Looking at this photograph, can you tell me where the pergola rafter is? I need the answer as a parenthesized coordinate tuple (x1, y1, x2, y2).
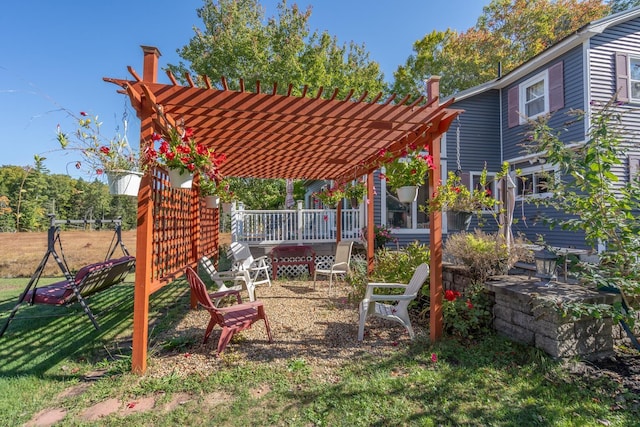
(104, 46, 459, 373)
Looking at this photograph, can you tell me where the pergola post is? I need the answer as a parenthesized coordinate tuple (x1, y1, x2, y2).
(366, 171, 375, 274)
(131, 45, 161, 374)
(427, 77, 444, 342)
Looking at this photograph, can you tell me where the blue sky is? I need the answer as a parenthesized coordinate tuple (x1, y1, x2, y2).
(0, 0, 486, 178)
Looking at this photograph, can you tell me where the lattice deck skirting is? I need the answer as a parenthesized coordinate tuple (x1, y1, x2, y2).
(265, 254, 365, 279)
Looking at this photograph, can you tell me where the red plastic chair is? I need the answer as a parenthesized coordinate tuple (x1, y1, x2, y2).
(185, 267, 273, 355)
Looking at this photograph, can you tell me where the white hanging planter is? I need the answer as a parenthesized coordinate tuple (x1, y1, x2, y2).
(396, 185, 418, 203)
(205, 195, 220, 209)
(106, 170, 142, 197)
(167, 169, 193, 189)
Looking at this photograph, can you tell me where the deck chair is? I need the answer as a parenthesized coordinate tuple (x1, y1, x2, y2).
(230, 242, 272, 287)
(185, 267, 273, 355)
(198, 255, 255, 303)
(357, 263, 429, 341)
(313, 241, 353, 293)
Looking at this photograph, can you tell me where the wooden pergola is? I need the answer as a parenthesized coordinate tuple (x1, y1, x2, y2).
(105, 46, 461, 373)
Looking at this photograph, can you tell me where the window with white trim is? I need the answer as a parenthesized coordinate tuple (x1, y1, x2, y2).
(383, 169, 430, 230)
(631, 56, 640, 102)
(470, 171, 498, 211)
(519, 71, 549, 124)
(514, 165, 555, 200)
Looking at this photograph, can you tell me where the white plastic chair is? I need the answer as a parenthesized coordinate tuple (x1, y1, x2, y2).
(230, 242, 272, 288)
(198, 256, 255, 303)
(313, 241, 353, 293)
(357, 263, 429, 341)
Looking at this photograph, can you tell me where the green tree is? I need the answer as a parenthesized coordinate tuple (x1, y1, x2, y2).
(169, 0, 387, 199)
(608, 0, 640, 13)
(525, 98, 640, 323)
(392, 0, 609, 98)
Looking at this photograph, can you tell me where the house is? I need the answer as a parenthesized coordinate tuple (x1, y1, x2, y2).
(369, 6, 640, 251)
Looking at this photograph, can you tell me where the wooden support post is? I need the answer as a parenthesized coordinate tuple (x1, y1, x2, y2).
(131, 45, 161, 374)
(366, 172, 375, 274)
(336, 202, 342, 243)
(427, 77, 444, 342)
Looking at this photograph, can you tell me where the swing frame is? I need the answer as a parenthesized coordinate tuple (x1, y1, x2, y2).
(0, 215, 134, 337)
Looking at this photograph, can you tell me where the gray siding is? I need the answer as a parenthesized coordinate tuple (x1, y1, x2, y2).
(589, 16, 640, 187)
(502, 46, 586, 161)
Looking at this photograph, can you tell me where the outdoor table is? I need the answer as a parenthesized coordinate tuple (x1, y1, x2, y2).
(269, 245, 316, 279)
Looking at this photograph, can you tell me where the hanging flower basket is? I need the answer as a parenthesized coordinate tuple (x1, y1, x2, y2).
(447, 211, 473, 231)
(106, 170, 142, 197)
(167, 169, 193, 189)
(205, 195, 220, 209)
(221, 202, 233, 214)
(397, 185, 418, 203)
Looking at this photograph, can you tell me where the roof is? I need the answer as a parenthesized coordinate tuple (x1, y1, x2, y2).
(105, 48, 461, 182)
(448, 6, 640, 103)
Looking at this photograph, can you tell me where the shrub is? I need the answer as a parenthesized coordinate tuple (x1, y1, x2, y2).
(444, 230, 531, 282)
(371, 241, 430, 283)
(345, 258, 368, 302)
(442, 283, 493, 339)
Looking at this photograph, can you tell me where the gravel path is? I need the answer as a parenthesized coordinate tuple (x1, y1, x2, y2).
(147, 279, 424, 379)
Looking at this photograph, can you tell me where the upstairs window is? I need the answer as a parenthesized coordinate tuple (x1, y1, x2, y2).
(508, 61, 563, 128)
(631, 56, 640, 102)
(514, 166, 555, 200)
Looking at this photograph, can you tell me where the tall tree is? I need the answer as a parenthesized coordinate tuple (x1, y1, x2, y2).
(608, 0, 640, 12)
(169, 0, 386, 99)
(168, 0, 387, 208)
(392, 0, 610, 98)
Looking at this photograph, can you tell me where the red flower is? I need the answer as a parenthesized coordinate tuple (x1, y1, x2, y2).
(80, 111, 87, 116)
(182, 127, 195, 142)
(431, 353, 438, 363)
(466, 299, 473, 309)
(99, 146, 110, 155)
(151, 133, 162, 141)
(379, 173, 387, 181)
(196, 143, 208, 155)
(165, 151, 176, 161)
(187, 163, 196, 171)
(444, 289, 460, 302)
(96, 169, 103, 175)
(485, 188, 492, 196)
(159, 140, 170, 154)
(410, 169, 417, 175)
(454, 187, 461, 193)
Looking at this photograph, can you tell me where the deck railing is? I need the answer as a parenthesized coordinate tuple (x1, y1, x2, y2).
(230, 201, 363, 245)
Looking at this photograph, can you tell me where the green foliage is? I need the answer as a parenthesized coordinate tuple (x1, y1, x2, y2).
(443, 284, 493, 338)
(444, 230, 532, 282)
(391, 0, 608, 98)
(227, 177, 286, 209)
(379, 149, 434, 190)
(345, 258, 368, 302)
(524, 96, 640, 323)
(169, 0, 386, 100)
(371, 241, 430, 283)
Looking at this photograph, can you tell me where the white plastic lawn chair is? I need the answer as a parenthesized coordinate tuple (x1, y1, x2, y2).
(198, 256, 255, 303)
(313, 241, 353, 293)
(357, 263, 429, 341)
(230, 242, 272, 288)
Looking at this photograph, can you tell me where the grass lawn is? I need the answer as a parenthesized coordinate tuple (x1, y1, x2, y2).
(0, 276, 637, 426)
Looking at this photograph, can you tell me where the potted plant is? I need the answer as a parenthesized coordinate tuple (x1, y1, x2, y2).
(214, 177, 237, 213)
(426, 168, 499, 230)
(146, 125, 226, 189)
(56, 111, 143, 196)
(344, 180, 366, 208)
(313, 184, 345, 208)
(360, 224, 397, 250)
(379, 147, 434, 203)
(199, 176, 220, 208)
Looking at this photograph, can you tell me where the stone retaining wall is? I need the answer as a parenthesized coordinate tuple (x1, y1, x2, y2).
(443, 264, 638, 360)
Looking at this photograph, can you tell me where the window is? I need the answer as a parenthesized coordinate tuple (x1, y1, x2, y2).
(514, 166, 554, 200)
(519, 71, 549, 123)
(631, 56, 640, 102)
(382, 169, 430, 231)
(471, 171, 498, 211)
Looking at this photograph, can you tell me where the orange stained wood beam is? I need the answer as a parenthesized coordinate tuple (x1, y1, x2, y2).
(427, 77, 444, 342)
(366, 172, 375, 274)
